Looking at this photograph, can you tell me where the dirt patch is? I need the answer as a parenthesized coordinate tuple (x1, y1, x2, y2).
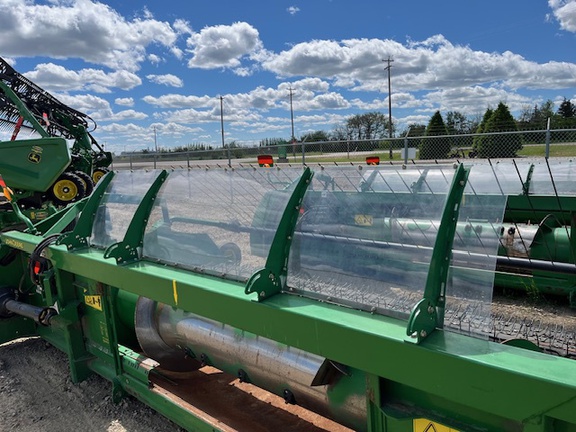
(0, 337, 184, 432)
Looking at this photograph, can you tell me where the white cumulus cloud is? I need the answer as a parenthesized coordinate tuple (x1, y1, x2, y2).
(186, 22, 263, 70)
(287, 6, 300, 15)
(24, 63, 141, 93)
(0, 0, 181, 71)
(146, 74, 184, 87)
(549, 0, 576, 32)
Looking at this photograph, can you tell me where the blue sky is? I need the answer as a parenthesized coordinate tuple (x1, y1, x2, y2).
(1, 0, 575, 154)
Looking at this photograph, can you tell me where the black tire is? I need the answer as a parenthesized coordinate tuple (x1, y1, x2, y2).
(92, 168, 109, 184)
(220, 242, 242, 264)
(48, 172, 86, 207)
(74, 171, 94, 197)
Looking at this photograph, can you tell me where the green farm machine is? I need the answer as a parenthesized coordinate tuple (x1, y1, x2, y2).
(0, 56, 112, 231)
(1, 158, 576, 431)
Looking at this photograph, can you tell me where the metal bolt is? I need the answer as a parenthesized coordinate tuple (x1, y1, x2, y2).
(259, 291, 266, 298)
(427, 306, 434, 314)
(420, 330, 427, 338)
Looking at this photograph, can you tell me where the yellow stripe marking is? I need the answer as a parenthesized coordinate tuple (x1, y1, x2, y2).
(173, 279, 178, 305)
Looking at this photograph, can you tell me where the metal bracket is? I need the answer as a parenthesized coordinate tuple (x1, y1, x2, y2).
(245, 167, 313, 300)
(56, 171, 115, 250)
(104, 170, 168, 265)
(406, 164, 469, 343)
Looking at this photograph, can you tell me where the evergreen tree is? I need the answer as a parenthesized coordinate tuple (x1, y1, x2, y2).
(419, 111, 451, 160)
(558, 98, 576, 118)
(475, 102, 522, 158)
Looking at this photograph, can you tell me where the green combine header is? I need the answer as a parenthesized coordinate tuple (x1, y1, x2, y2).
(0, 158, 576, 431)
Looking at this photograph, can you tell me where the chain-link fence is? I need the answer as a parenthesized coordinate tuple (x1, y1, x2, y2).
(113, 127, 576, 169)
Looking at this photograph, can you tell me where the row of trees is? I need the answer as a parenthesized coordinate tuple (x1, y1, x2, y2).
(420, 102, 522, 159)
(257, 97, 575, 160)
(131, 98, 576, 159)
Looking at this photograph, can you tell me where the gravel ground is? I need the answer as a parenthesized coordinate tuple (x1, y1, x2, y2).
(0, 337, 184, 432)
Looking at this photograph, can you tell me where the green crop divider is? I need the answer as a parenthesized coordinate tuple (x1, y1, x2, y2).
(245, 167, 313, 301)
(406, 164, 469, 343)
(56, 171, 115, 250)
(522, 163, 535, 195)
(104, 170, 168, 265)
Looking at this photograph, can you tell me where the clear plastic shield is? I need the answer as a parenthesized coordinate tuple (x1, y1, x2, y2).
(286, 165, 456, 320)
(91, 170, 162, 248)
(142, 167, 305, 281)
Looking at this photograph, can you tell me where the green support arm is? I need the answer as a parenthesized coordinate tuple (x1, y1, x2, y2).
(56, 171, 115, 250)
(245, 167, 313, 300)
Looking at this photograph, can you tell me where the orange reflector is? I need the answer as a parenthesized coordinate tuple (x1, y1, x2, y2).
(0, 175, 13, 201)
(33, 261, 42, 275)
(258, 155, 274, 167)
(366, 156, 380, 165)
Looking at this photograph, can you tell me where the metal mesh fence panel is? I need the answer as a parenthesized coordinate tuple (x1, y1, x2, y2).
(112, 127, 576, 169)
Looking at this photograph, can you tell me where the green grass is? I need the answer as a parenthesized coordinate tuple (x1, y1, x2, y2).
(518, 144, 576, 158)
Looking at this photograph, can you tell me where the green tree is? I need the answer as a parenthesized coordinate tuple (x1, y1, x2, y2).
(300, 130, 330, 142)
(400, 124, 426, 137)
(471, 108, 494, 156)
(345, 112, 390, 140)
(419, 111, 451, 160)
(259, 137, 289, 147)
(474, 102, 522, 158)
(445, 111, 468, 134)
(558, 98, 576, 118)
(445, 111, 476, 153)
(517, 100, 555, 130)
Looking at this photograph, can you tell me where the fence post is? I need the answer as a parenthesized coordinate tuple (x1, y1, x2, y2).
(545, 117, 551, 159)
(302, 141, 306, 165)
(154, 153, 157, 169)
(404, 136, 409, 165)
(129, 153, 133, 170)
(187, 151, 190, 169)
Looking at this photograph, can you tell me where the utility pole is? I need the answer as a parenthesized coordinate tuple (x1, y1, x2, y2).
(153, 126, 158, 152)
(289, 86, 296, 157)
(383, 57, 394, 158)
(220, 96, 230, 166)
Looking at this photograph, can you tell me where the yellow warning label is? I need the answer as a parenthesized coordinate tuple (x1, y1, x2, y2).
(354, 214, 373, 226)
(85, 295, 103, 311)
(413, 419, 459, 432)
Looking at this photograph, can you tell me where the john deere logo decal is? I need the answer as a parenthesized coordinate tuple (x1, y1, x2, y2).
(28, 145, 43, 164)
